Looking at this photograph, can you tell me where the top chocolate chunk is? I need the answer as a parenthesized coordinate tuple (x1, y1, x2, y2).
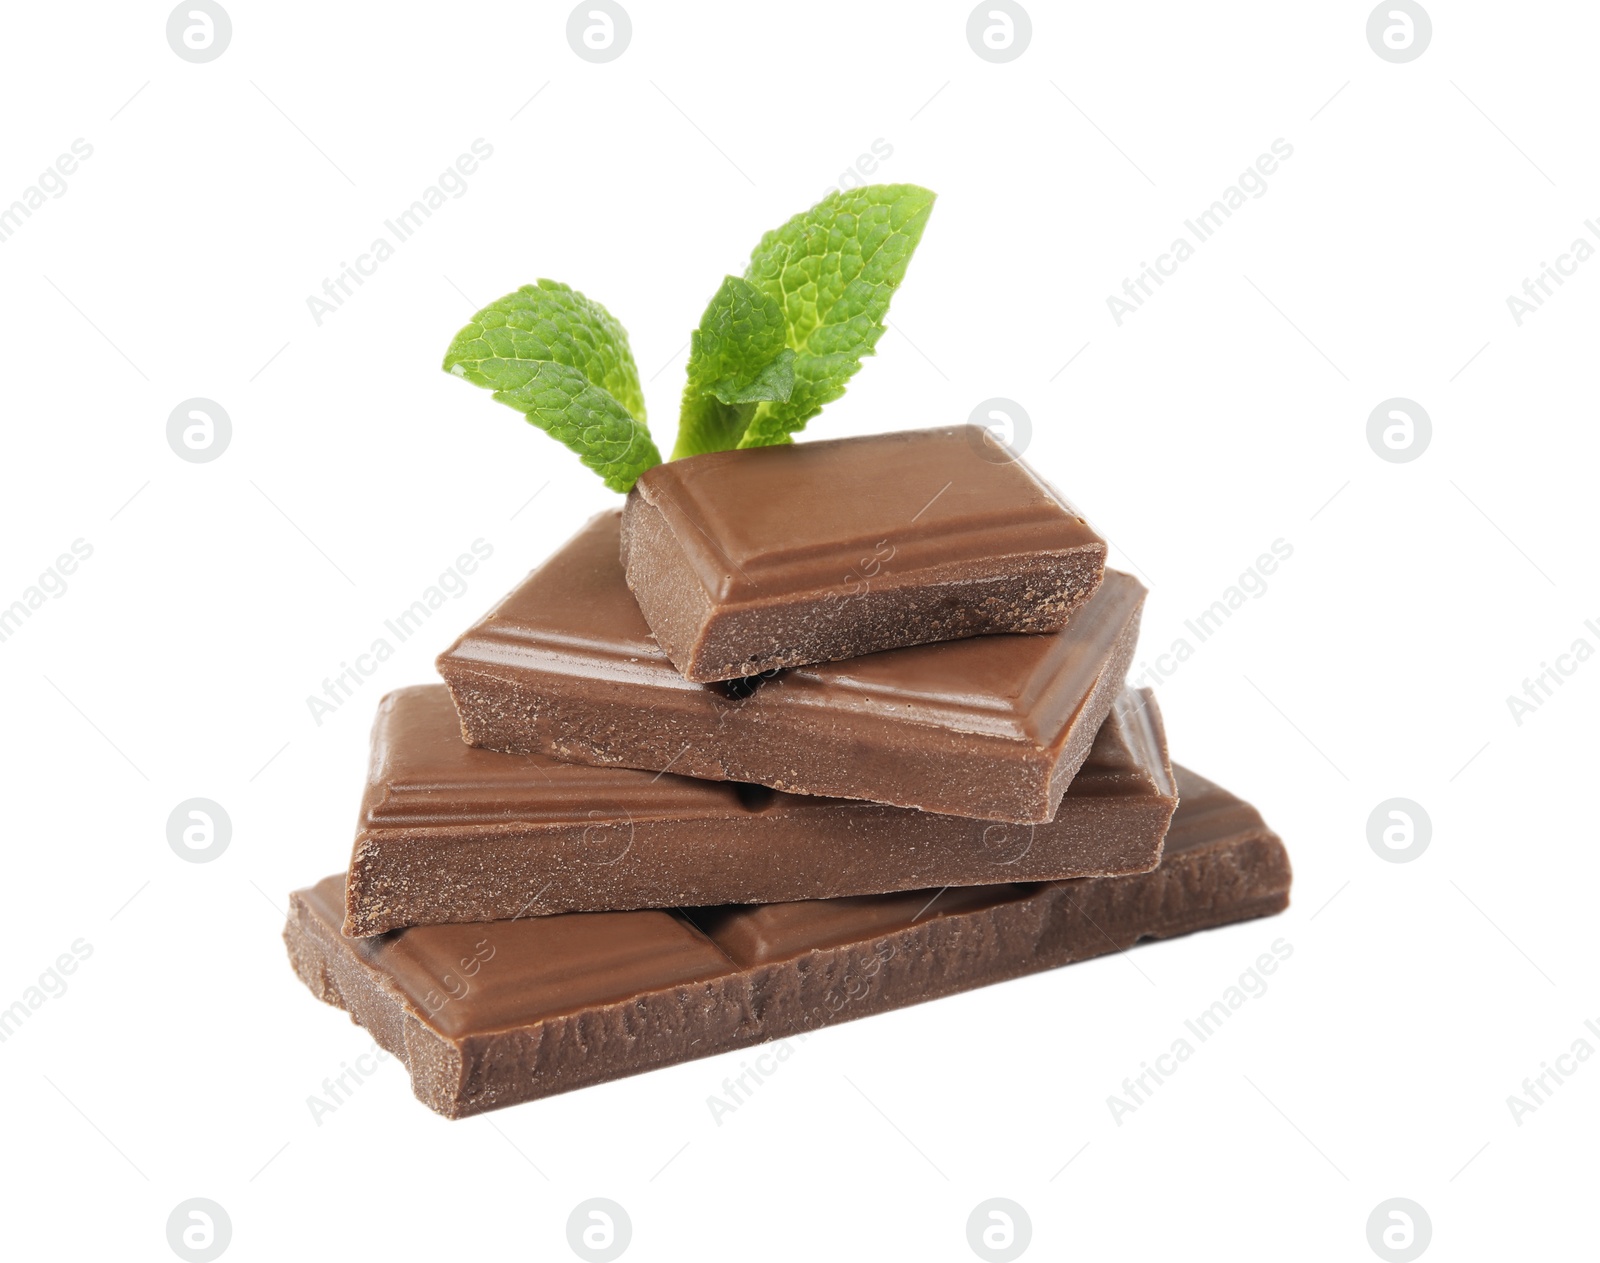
(621, 425, 1107, 681)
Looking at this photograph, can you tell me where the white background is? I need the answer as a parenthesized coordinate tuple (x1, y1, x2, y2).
(1, 2, 1594, 1259)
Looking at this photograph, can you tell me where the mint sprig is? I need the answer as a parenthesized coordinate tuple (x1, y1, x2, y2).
(443, 280, 661, 492)
(441, 185, 934, 490)
(672, 275, 796, 458)
(733, 184, 935, 448)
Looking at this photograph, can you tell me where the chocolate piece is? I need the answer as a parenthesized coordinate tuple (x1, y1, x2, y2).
(620, 426, 1107, 681)
(343, 684, 1177, 935)
(437, 512, 1145, 822)
(286, 766, 1290, 1117)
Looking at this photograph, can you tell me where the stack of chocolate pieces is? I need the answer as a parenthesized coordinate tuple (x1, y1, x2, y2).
(284, 426, 1292, 1118)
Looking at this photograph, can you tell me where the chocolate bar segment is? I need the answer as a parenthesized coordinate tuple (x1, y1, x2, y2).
(285, 766, 1291, 1117)
(437, 511, 1145, 823)
(343, 684, 1177, 935)
(621, 427, 1107, 681)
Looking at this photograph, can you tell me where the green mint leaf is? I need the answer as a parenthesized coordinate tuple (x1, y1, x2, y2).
(671, 276, 796, 458)
(672, 389, 754, 460)
(443, 280, 660, 492)
(737, 183, 935, 449)
(711, 350, 795, 405)
(489, 361, 660, 493)
(689, 276, 794, 403)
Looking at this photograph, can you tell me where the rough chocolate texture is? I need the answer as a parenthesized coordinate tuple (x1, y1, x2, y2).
(343, 684, 1177, 935)
(437, 511, 1145, 823)
(285, 766, 1291, 1118)
(621, 426, 1108, 681)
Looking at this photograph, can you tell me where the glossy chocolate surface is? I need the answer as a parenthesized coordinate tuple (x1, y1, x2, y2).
(343, 684, 1177, 934)
(632, 427, 1100, 601)
(438, 512, 1145, 822)
(622, 427, 1107, 680)
(285, 766, 1292, 1116)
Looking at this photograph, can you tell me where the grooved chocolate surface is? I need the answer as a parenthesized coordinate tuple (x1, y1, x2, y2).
(621, 426, 1107, 680)
(343, 684, 1177, 935)
(437, 511, 1145, 822)
(285, 766, 1291, 1118)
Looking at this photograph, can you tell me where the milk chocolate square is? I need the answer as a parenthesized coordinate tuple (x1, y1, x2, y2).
(621, 426, 1107, 681)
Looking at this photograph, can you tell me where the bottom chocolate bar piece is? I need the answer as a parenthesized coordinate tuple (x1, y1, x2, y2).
(284, 767, 1290, 1118)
